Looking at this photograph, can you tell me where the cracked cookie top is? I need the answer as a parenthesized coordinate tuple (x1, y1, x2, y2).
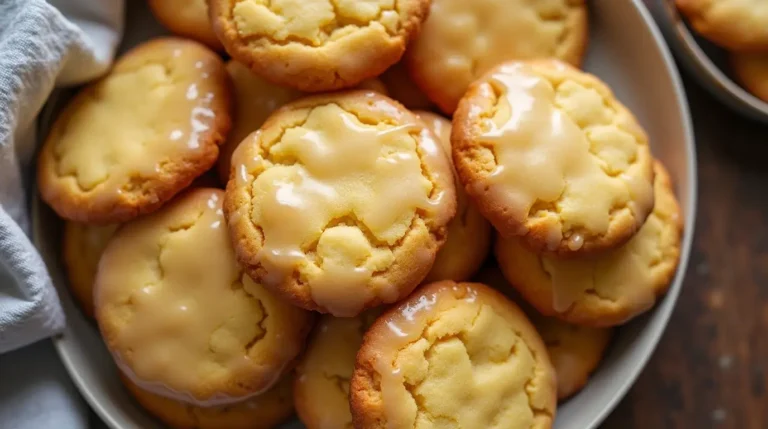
(294, 311, 381, 429)
(122, 373, 294, 429)
(453, 60, 655, 256)
(416, 111, 491, 283)
(676, 0, 768, 51)
(494, 161, 683, 327)
(209, 0, 431, 91)
(37, 38, 232, 224)
(95, 188, 313, 406)
(350, 281, 557, 429)
(224, 91, 456, 317)
(406, 0, 588, 114)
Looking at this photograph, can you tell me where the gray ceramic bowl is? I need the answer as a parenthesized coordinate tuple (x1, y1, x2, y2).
(646, 0, 768, 123)
(33, 0, 697, 428)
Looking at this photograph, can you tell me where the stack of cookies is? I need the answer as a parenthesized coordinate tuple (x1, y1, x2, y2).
(38, 1, 683, 428)
(676, 0, 768, 103)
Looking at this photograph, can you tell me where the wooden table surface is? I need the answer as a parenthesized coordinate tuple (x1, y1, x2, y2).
(602, 78, 768, 428)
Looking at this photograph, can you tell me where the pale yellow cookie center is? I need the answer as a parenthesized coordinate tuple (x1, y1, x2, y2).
(238, 102, 437, 316)
(53, 51, 221, 192)
(232, 0, 400, 46)
(372, 286, 551, 429)
(99, 192, 271, 404)
(477, 61, 652, 250)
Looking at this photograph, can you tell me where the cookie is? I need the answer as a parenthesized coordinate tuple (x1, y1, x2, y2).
(731, 52, 768, 102)
(62, 222, 119, 318)
(416, 111, 491, 283)
(148, 0, 223, 50)
(122, 374, 294, 429)
(406, 0, 588, 114)
(452, 59, 655, 256)
(294, 311, 380, 429)
(37, 38, 232, 224)
(380, 61, 433, 110)
(676, 0, 768, 51)
(209, 0, 431, 92)
(350, 281, 557, 429)
(95, 188, 313, 405)
(224, 91, 456, 317)
(217, 61, 304, 183)
(495, 161, 683, 327)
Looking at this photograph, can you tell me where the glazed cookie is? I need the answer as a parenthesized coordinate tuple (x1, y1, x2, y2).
(351, 281, 557, 429)
(452, 60, 655, 256)
(676, 0, 768, 51)
(62, 222, 119, 318)
(381, 61, 433, 110)
(96, 188, 313, 405)
(38, 38, 232, 224)
(294, 311, 380, 429)
(209, 0, 431, 92)
(416, 111, 491, 283)
(148, 0, 223, 50)
(495, 161, 683, 327)
(406, 0, 588, 114)
(224, 91, 456, 317)
(731, 52, 768, 102)
(475, 266, 612, 401)
(122, 374, 294, 429)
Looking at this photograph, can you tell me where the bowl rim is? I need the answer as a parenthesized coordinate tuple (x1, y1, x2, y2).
(32, 0, 698, 427)
(654, 0, 768, 123)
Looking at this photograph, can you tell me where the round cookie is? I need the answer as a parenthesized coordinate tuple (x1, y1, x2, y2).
(294, 311, 380, 429)
(416, 111, 491, 283)
(148, 0, 223, 50)
(406, 0, 588, 114)
(731, 52, 768, 102)
(209, 0, 431, 92)
(62, 222, 119, 318)
(381, 61, 433, 110)
(676, 0, 768, 51)
(224, 91, 456, 317)
(452, 59, 655, 256)
(95, 188, 313, 405)
(350, 281, 557, 429)
(38, 38, 232, 224)
(122, 374, 294, 429)
(495, 161, 683, 327)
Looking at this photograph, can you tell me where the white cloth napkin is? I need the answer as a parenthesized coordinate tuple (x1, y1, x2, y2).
(0, 0, 123, 427)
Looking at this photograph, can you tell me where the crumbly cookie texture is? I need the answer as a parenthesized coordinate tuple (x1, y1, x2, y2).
(96, 188, 313, 406)
(148, 0, 223, 50)
(37, 38, 232, 224)
(416, 111, 491, 283)
(453, 59, 655, 256)
(351, 281, 557, 429)
(406, 0, 588, 114)
(62, 222, 119, 318)
(209, 0, 431, 92)
(122, 374, 294, 429)
(676, 0, 768, 51)
(294, 311, 380, 429)
(731, 52, 768, 102)
(495, 161, 683, 327)
(224, 91, 456, 317)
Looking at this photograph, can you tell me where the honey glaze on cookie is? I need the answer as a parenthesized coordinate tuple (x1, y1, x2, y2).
(228, 92, 454, 316)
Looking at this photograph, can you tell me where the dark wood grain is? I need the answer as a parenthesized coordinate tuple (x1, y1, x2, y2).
(603, 77, 768, 429)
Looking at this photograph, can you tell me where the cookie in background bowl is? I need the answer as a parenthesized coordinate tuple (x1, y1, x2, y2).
(495, 161, 683, 327)
(452, 59, 655, 256)
(731, 51, 768, 103)
(406, 0, 588, 114)
(224, 91, 456, 317)
(675, 0, 768, 52)
(350, 281, 557, 429)
(148, 0, 223, 50)
(95, 188, 313, 406)
(209, 0, 431, 92)
(37, 38, 232, 224)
